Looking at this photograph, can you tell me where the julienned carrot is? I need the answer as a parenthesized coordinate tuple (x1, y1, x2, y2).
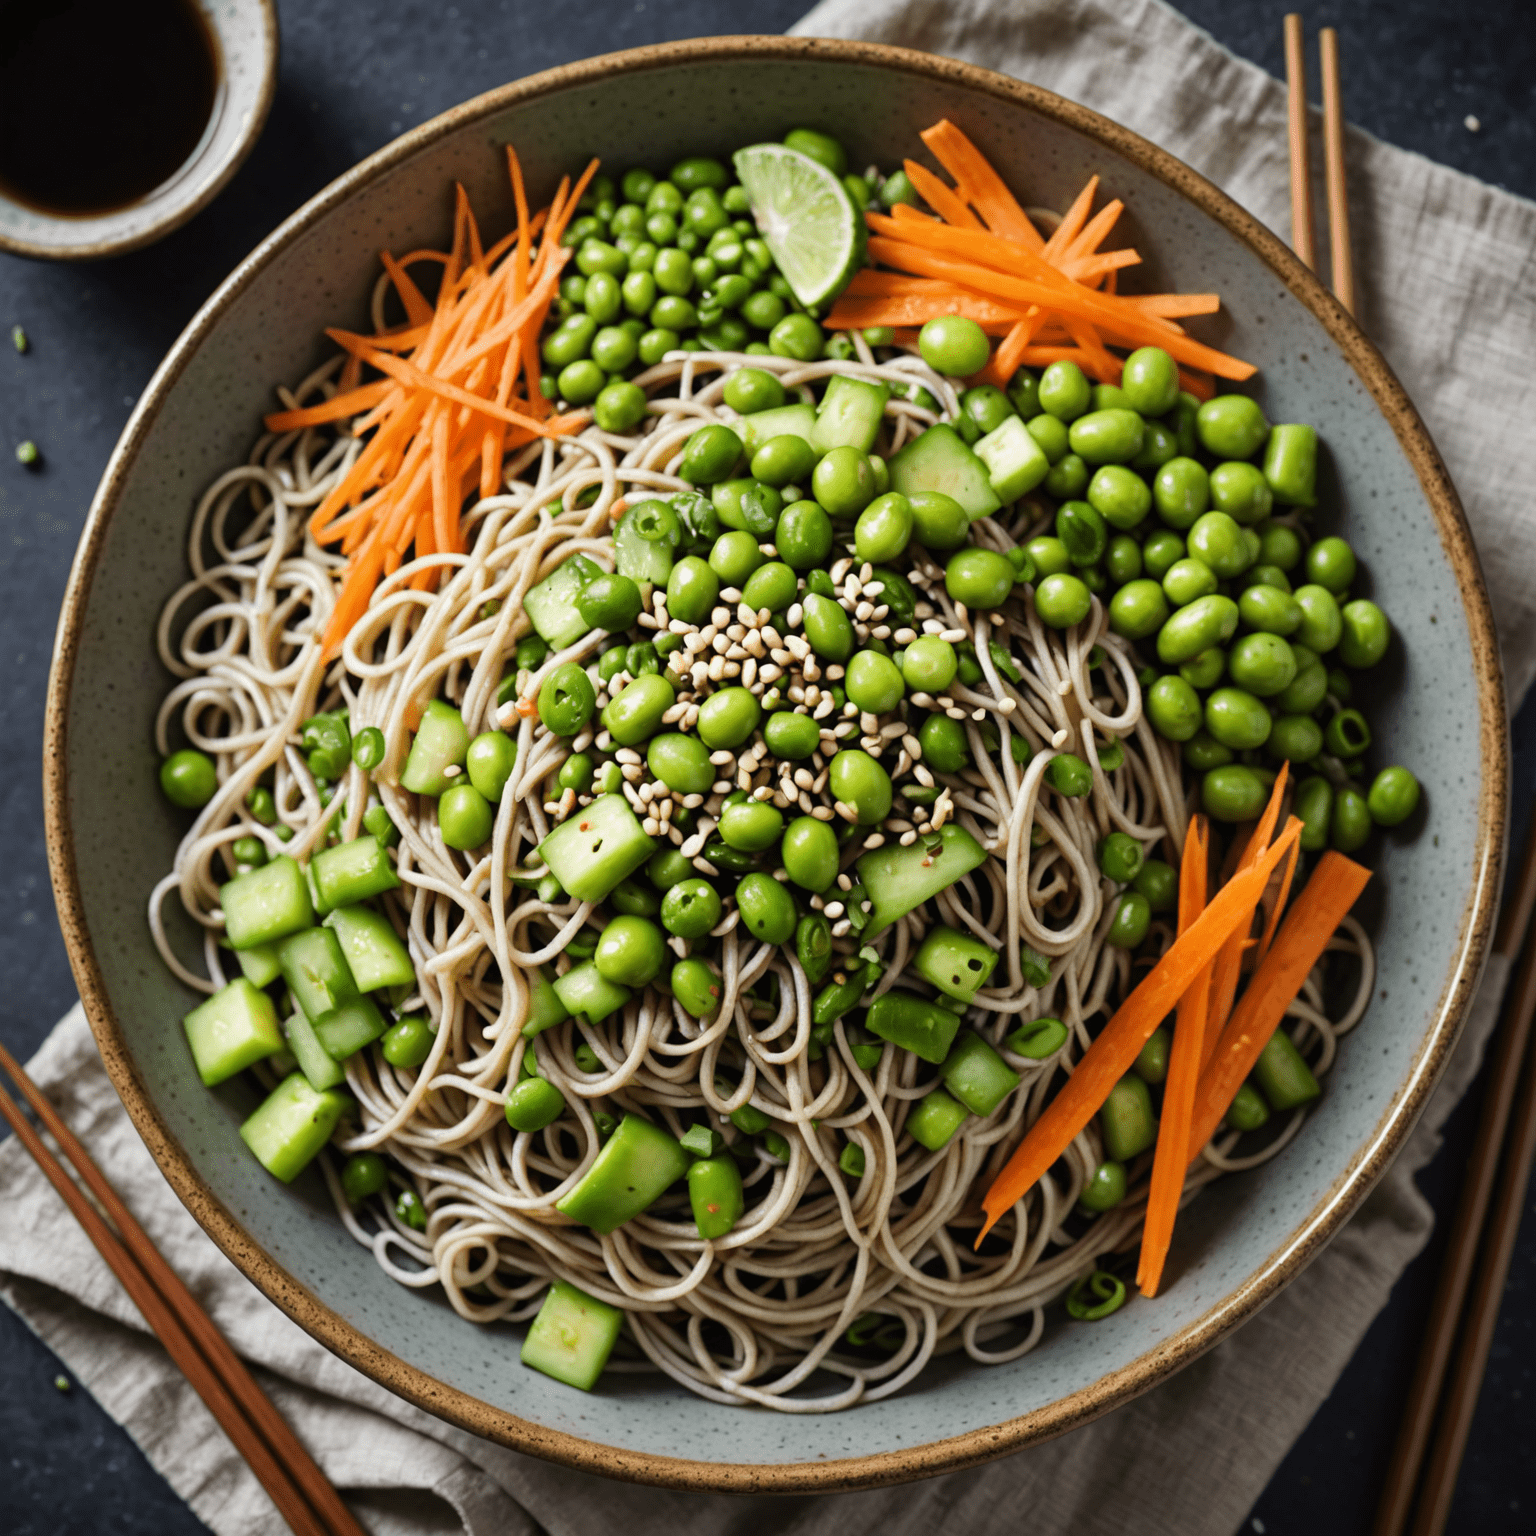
(1137, 814, 1210, 1297)
(1186, 852, 1372, 1162)
(1042, 176, 1099, 260)
(264, 381, 392, 433)
(976, 816, 1302, 1242)
(920, 120, 1044, 250)
(901, 159, 981, 231)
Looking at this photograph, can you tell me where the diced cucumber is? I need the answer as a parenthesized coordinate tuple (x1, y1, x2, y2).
(313, 996, 388, 1060)
(912, 925, 999, 1003)
(940, 1031, 1021, 1116)
(240, 1072, 351, 1183)
(283, 1009, 347, 1091)
(866, 991, 963, 1064)
(556, 1113, 689, 1233)
(974, 414, 1050, 503)
(400, 700, 469, 797)
(235, 943, 282, 990)
(538, 793, 656, 903)
(323, 904, 415, 992)
(906, 1087, 968, 1151)
(221, 856, 314, 951)
(613, 503, 676, 585)
(736, 402, 819, 460)
(889, 424, 1002, 518)
(553, 961, 631, 1024)
(182, 978, 284, 1087)
(524, 967, 571, 1036)
(524, 556, 598, 650)
(521, 1279, 624, 1391)
(277, 926, 359, 1022)
(811, 374, 890, 454)
(856, 824, 989, 936)
(310, 835, 400, 915)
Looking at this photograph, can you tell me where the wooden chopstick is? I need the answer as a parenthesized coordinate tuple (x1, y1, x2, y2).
(0, 1041, 365, 1536)
(1283, 14, 1316, 270)
(1318, 27, 1356, 314)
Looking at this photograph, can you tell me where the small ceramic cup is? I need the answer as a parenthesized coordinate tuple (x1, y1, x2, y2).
(0, 0, 278, 261)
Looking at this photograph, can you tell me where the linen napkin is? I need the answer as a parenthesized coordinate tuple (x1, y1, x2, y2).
(6, 1, 1536, 1532)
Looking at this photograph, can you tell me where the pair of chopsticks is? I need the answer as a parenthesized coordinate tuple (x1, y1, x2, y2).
(1283, 14, 1355, 314)
(0, 1039, 365, 1536)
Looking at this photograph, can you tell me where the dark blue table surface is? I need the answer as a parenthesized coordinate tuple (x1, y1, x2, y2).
(1, 3, 1531, 1532)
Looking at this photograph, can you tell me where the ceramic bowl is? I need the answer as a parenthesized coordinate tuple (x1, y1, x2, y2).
(44, 37, 1505, 1492)
(0, 0, 278, 261)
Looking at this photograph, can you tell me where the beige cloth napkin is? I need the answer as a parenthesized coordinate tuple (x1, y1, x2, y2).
(6, 1, 1536, 1532)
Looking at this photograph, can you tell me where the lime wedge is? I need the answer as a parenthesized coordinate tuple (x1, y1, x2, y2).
(733, 143, 865, 309)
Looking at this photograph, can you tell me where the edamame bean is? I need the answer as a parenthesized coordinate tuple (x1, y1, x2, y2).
(603, 673, 675, 745)
(945, 547, 1016, 609)
(1183, 730, 1233, 771)
(764, 710, 820, 760)
(918, 314, 989, 377)
(591, 324, 638, 373)
(773, 500, 833, 570)
(902, 636, 957, 693)
(1056, 499, 1107, 566)
(1338, 599, 1390, 667)
(1026, 412, 1070, 464)
(1157, 594, 1240, 664)
(1209, 461, 1274, 525)
(919, 715, 969, 773)
(1258, 521, 1303, 570)
(1146, 675, 1202, 741)
(1079, 1161, 1127, 1212)
(1099, 1073, 1156, 1157)
(542, 314, 598, 369)
(466, 731, 517, 801)
(813, 445, 877, 516)
(1108, 579, 1169, 640)
(1107, 892, 1152, 948)
(782, 817, 840, 891)
(719, 798, 784, 851)
(1368, 766, 1421, 826)
(1025, 535, 1072, 577)
(1263, 423, 1318, 506)
(1225, 1083, 1271, 1132)
(1046, 753, 1092, 797)
(1162, 556, 1218, 607)
(1105, 533, 1143, 585)
(1120, 345, 1180, 416)
(1069, 408, 1145, 465)
(440, 783, 494, 849)
(680, 424, 744, 485)
(595, 915, 667, 987)
(741, 561, 797, 614)
(959, 384, 1016, 439)
(1142, 530, 1184, 582)
(1331, 785, 1372, 852)
(558, 753, 594, 794)
(584, 271, 622, 323)
(801, 592, 855, 661)
(647, 733, 713, 795)
(538, 663, 596, 736)
(1034, 573, 1092, 629)
(908, 491, 970, 551)
(638, 327, 680, 365)
(1131, 418, 1180, 474)
(661, 877, 722, 938)
(742, 290, 786, 330)
(1227, 632, 1297, 697)
(648, 849, 694, 891)
(1205, 687, 1272, 750)
(1179, 647, 1226, 690)
(1294, 775, 1333, 851)
(666, 555, 719, 624)
(342, 1153, 390, 1202)
(1293, 584, 1343, 653)
(1196, 394, 1269, 459)
(724, 368, 785, 415)
(672, 957, 722, 1017)
(1202, 765, 1270, 821)
(1267, 713, 1323, 762)
(593, 380, 648, 432)
(577, 571, 644, 631)
(1274, 660, 1328, 715)
(1153, 456, 1210, 530)
(768, 313, 824, 361)
(735, 872, 797, 944)
(1238, 582, 1302, 636)
(1134, 859, 1178, 913)
(1306, 536, 1357, 594)
(855, 492, 914, 564)
(846, 650, 906, 713)
(696, 687, 761, 750)
(829, 749, 893, 823)
(1187, 511, 1250, 579)
(1039, 359, 1092, 421)
(1006, 367, 1042, 419)
(753, 433, 815, 488)
(708, 529, 764, 586)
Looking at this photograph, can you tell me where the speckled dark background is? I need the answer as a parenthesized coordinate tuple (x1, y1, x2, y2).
(0, 2, 1531, 1532)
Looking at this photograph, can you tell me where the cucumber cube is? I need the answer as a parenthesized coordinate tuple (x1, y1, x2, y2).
(240, 1072, 351, 1183)
(613, 503, 676, 586)
(736, 402, 819, 460)
(866, 991, 963, 1065)
(912, 924, 1000, 1003)
(221, 856, 314, 950)
(235, 942, 282, 990)
(400, 700, 469, 796)
(523, 968, 571, 1036)
(556, 1114, 689, 1233)
(855, 824, 989, 937)
(538, 794, 655, 903)
(553, 961, 631, 1024)
(974, 414, 1050, 503)
(811, 374, 891, 454)
(283, 1009, 347, 1091)
(524, 557, 597, 650)
(182, 978, 284, 1087)
(940, 1031, 1021, 1117)
(277, 926, 360, 1022)
(323, 904, 414, 991)
(313, 996, 388, 1060)
(889, 424, 1002, 518)
(310, 835, 400, 915)
(906, 1087, 968, 1151)
(521, 1279, 624, 1391)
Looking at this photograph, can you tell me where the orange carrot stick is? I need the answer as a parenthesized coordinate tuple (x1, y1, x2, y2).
(379, 251, 435, 328)
(1137, 815, 1211, 1297)
(263, 381, 392, 433)
(1186, 852, 1372, 1161)
(919, 119, 1044, 250)
(901, 159, 982, 230)
(977, 817, 1303, 1242)
(1041, 176, 1099, 261)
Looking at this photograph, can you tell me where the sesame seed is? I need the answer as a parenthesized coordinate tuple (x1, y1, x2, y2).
(831, 558, 852, 584)
(825, 664, 845, 680)
(922, 619, 945, 635)
(669, 618, 691, 634)
(720, 587, 743, 603)
(442, 764, 462, 778)
(900, 830, 918, 846)
(914, 764, 935, 787)
(860, 712, 880, 732)
(1051, 728, 1069, 747)
(709, 750, 735, 766)
(638, 782, 657, 803)
(809, 893, 825, 911)
(894, 628, 917, 645)
(803, 659, 821, 682)
(811, 805, 834, 821)
(661, 703, 687, 723)
(824, 901, 846, 918)
(837, 872, 853, 891)
(910, 691, 935, 709)
(694, 857, 720, 875)
(831, 919, 852, 937)
(971, 707, 987, 721)
(621, 763, 644, 782)
(762, 626, 785, 649)
(711, 608, 730, 627)
(682, 704, 699, 729)
(855, 601, 874, 621)
(835, 800, 859, 822)
(870, 625, 891, 640)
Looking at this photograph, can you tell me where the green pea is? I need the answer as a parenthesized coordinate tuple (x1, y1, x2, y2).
(909, 491, 971, 552)
(879, 168, 919, 209)
(603, 673, 675, 746)
(551, 754, 594, 799)
(919, 714, 969, 773)
(1259, 521, 1303, 570)
(1087, 464, 1151, 530)
(748, 714, 815, 767)
(1196, 394, 1270, 459)
(1120, 346, 1180, 417)
(1133, 859, 1178, 913)
(1185, 511, 1249, 579)
(1027, 412, 1071, 465)
(561, 273, 588, 306)
(735, 872, 797, 944)
(462, 731, 516, 803)
(774, 500, 835, 574)
(1328, 668, 1353, 702)
(593, 381, 648, 433)
(638, 328, 680, 365)
(1046, 753, 1092, 797)
(1208, 461, 1274, 527)
(1079, 1160, 1128, 1212)
(841, 650, 902, 714)
(653, 245, 693, 295)
(1224, 1082, 1271, 1132)
(801, 592, 855, 661)
(230, 835, 265, 867)
(1068, 408, 1144, 466)
(706, 530, 762, 588)
(1131, 419, 1180, 474)
(768, 313, 824, 361)
(901, 636, 958, 693)
(1331, 785, 1372, 852)
(680, 424, 744, 486)
(1324, 707, 1371, 759)
(781, 816, 839, 892)
(753, 433, 815, 488)
(1267, 714, 1323, 762)
(555, 358, 603, 405)
(1202, 764, 1271, 822)
(1205, 687, 1271, 750)
(946, 547, 1016, 609)
(958, 383, 1016, 440)
(1108, 579, 1169, 641)
(584, 270, 622, 324)
(1368, 766, 1421, 827)
(588, 325, 635, 375)
(1106, 892, 1151, 948)
(741, 561, 797, 614)
(577, 572, 644, 632)
(607, 873, 659, 917)
(1305, 536, 1357, 594)
(1179, 647, 1226, 690)
(719, 798, 784, 852)
(683, 188, 729, 239)
(670, 155, 728, 193)
(696, 687, 761, 751)
(1098, 831, 1145, 882)
(640, 849, 689, 893)
(1292, 584, 1343, 653)
(1146, 675, 1202, 741)
(829, 749, 892, 823)
(1273, 661, 1328, 716)
(1141, 530, 1184, 583)
(669, 957, 720, 1018)
(1155, 559, 1212, 610)
(1263, 423, 1319, 507)
(1039, 359, 1092, 421)
(812, 445, 876, 517)
(658, 877, 722, 940)
(1294, 776, 1333, 852)
(1056, 499, 1107, 567)
(700, 317, 750, 353)
(721, 368, 783, 416)
(1183, 730, 1233, 772)
(1153, 457, 1210, 530)
(666, 556, 719, 624)
(244, 785, 277, 825)
(1238, 583, 1302, 637)
(160, 749, 217, 808)
(439, 783, 494, 849)
(918, 314, 989, 377)
(1227, 632, 1297, 697)
(341, 1152, 390, 1204)
(543, 314, 598, 368)
(594, 915, 667, 987)
(742, 290, 786, 331)
(1043, 451, 1090, 501)
(538, 663, 596, 736)
(1003, 366, 1041, 419)
(855, 492, 914, 564)
(651, 294, 697, 332)
(1339, 599, 1390, 668)
(646, 733, 712, 796)
(1034, 573, 1091, 629)
(1105, 534, 1143, 586)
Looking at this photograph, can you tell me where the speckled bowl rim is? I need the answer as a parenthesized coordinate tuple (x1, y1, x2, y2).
(0, 0, 279, 262)
(44, 34, 1506, 1494)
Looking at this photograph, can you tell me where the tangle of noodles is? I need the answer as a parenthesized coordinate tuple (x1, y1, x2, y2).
(150, 339, 1374, 1409)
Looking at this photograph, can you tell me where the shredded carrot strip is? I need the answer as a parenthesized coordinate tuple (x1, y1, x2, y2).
(1042, 177, 1099, 260)
(1137, 815, 1210, 1297)
(977, 818, 1302, 1242)
(901, 159, 982, 231)
(920, 119, 1044, 250)
(264, 381, 392, 433)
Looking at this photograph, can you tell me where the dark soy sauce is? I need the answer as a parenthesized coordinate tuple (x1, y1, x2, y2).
(0, 0, 219, 217)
